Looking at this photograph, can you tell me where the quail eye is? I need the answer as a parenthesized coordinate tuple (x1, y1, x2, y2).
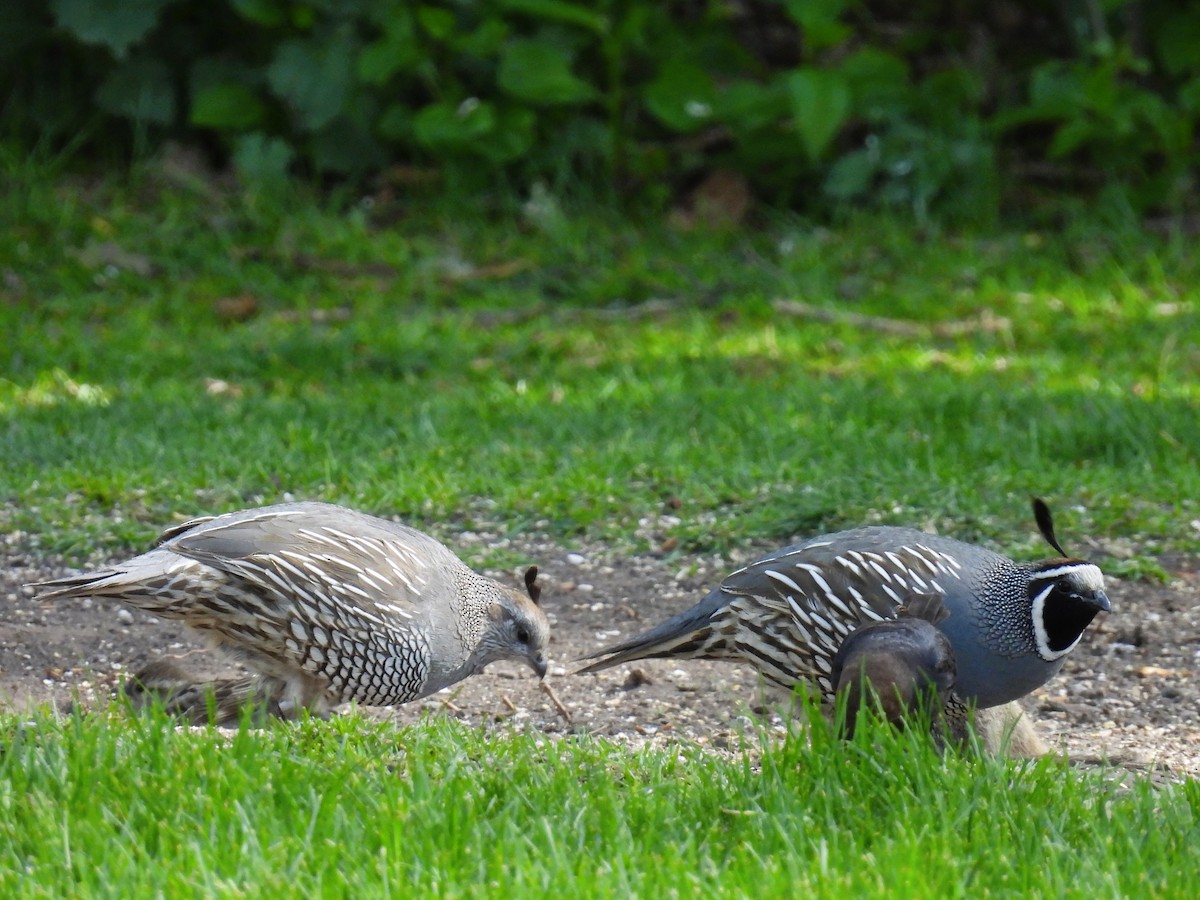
(516, 626, 531, 645)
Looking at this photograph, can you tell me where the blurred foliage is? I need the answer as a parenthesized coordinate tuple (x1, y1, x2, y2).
(2, 0, 1198, 221)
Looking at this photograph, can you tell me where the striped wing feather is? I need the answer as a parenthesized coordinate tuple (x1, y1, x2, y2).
(164, 505, 459, 620)
(581, 531, 970, 698)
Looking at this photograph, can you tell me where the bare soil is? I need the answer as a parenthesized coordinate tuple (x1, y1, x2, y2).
(3, 528, 1197, 780)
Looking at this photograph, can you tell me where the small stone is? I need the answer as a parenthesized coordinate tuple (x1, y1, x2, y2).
(623, 669, 652, 689)
(576, 583, 594, 593)
(566, 553, 586, 566)
(116, 608, 134, 626)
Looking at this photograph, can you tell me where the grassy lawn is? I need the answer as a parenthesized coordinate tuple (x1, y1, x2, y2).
(3, 169, 1199, 894)
(3, 174, 1198, 566)
(2, 708, 1197, 896)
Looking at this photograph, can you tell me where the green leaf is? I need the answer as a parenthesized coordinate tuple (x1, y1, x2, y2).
(379, 103, 416, 141)
(836, 48, 909, 120)
(311, 116, 387, 174)
(498, 39, 596, 105)
(413, 99, 497, 150)
(780, 0, 852, 51)
(228, 0, 286, 28)
(96, 56, 175, 124)
(190, 84, 266, 130)
(267, 34, 356, 131)
(454, 17, 509, 57)
(358, 13, 420, 84)
(49, 0, 175, 58)
(479, 107, 537, 162)
(1178, 77, 1200, 114)
(714, 80, 788, 134)
(232, 132, 294, 184)
(416, 6, 456, 40)
(785, 68, 851, 161)
(1047, 119, 1093, 158)
(824, 147, 876, 199)
(644, 60, 716, 133)
(1028, 62, 1086, 115)
(497, 0, 608, 34)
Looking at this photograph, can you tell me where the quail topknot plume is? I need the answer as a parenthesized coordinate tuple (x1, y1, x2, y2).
(579, 499, 1109, 715)
(34, 502, 551, 722)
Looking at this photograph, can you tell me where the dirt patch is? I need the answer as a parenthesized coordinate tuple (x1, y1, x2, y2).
(2, 530, 1197, 779)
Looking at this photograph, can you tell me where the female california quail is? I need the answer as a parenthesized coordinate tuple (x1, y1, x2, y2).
(580, 500, 1109, 711)
(36, 502, 550, 719)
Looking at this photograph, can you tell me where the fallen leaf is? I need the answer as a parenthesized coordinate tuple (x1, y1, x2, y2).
(214, 294, 259, 322)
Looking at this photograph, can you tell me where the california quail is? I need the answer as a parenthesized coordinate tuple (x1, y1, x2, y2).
(831, 593, 956, 738)
(35, 502, 551, 718)
(579, 500, 1109, 710)
(121, 659, 283, 725)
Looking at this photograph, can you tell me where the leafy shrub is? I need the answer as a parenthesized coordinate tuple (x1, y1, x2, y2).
(1, 0, 1197, 220)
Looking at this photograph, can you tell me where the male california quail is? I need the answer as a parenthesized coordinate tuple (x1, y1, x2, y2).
(580, 500, 1109, 711)
(35, 502, 551, 719)
(831, 593, 956, 738)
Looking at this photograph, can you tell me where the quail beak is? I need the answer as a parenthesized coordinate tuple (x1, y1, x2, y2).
(1092, 590, 1112, 613)
(532, 654, 548, 680)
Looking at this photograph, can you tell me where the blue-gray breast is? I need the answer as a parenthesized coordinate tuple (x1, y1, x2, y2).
(579, 500, 1109, 709)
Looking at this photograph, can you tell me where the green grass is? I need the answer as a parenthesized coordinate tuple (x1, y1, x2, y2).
(1, 707, 1196, 897)
(3, 170, 1200, 895)
(2, 172, 1198, 563)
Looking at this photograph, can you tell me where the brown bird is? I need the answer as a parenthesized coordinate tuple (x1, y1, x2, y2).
(35, 502, 550, 723)
(831, 593, 956, 738)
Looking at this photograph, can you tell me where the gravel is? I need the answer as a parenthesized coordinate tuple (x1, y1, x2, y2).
(2, 534, 1197, 781)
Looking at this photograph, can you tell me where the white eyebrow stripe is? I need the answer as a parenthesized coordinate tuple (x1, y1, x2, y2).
(1036, 563, 1100, 581)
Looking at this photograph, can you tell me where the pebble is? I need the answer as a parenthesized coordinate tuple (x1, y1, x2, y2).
(566, 553, 587, 566)
(116, 608, 134, 626)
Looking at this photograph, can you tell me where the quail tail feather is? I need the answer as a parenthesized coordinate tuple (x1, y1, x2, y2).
(575, 591, 729, 674)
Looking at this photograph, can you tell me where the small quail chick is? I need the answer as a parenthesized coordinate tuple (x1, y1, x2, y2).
(35, 502, 550, 721)
(122, 659, 283, 725)
(831, 593, 956, 738)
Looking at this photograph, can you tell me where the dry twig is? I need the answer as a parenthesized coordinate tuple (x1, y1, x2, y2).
(771, 299, 1010, 338)
(540, 681, 574, 724)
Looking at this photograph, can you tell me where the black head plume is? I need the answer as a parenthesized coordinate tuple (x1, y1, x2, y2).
(1032, 497, 1068, 557)
(524, 566, 541, 605)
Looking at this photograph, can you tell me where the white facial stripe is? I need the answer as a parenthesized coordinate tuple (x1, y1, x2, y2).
(1031, 583, 1082, 660)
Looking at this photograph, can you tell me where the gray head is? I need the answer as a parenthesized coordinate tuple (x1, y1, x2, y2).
(831, 595, 957, 737)
(1027, 499, 1111, 661)
(471, 566, 551, 679)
